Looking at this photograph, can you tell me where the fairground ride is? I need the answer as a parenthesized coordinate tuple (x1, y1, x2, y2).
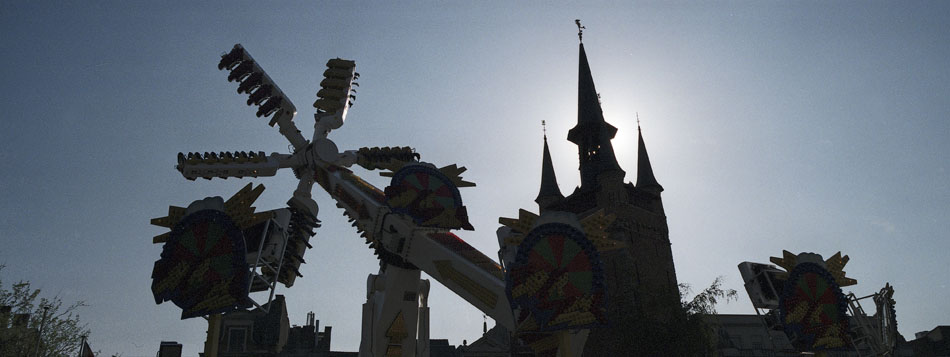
(150, 43, 613, 357)
(739, 251, 899, 356)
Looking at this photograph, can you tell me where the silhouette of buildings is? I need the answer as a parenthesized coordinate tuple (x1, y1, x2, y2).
(905, 326, 950, 356)
(199, 295, 355, 357)
(0, 306, 40, 356)
(707, 315, 950, 356)
(198, 296, 467, 357)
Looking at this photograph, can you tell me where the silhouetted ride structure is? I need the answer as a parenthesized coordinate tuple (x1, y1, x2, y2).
(739, 251, 899, 355)
(148, 25, 899, 357)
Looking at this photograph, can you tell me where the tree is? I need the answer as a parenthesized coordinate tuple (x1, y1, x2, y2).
(681, 275, 738, 316)
(608, 276, 737, 356)
(678, 276, 739, 354)
(0, 265, 92, 357)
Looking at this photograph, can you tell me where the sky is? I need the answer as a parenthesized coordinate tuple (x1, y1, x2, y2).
(1, 1, 948, 356)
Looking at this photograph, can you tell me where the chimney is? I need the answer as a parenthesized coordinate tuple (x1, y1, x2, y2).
(158, 341, 183, 357)
(317, 326, 332, 351)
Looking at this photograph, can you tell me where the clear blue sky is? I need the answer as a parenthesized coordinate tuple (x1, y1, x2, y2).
(1, 2, 948, 356)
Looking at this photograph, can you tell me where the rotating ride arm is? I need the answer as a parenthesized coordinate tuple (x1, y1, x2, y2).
(218, 44, 307, 149)
(179, 45, 362, 223)
(176, 151, 294, 181)
(310, 161, 515, 329)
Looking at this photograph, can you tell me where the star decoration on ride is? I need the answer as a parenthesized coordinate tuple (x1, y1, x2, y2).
(383, 163, 476, 231)
(770, 250, 857, 287)
(499, 209, 623, 252)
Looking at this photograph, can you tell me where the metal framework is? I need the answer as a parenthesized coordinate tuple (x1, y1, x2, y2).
(244, 212, 289, 312)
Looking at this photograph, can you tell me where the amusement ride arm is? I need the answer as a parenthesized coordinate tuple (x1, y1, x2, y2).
(309, 163, 515, 329)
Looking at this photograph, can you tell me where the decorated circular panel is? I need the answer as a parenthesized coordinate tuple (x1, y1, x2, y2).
(385, 164, 473, 230)
(506, 223, 606, 332)
(779, 262, 851, 351)
(151, 209, 251, 319)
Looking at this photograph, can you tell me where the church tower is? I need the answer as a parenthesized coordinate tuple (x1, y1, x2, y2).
(567, 43, 625, 191)
(536, 36, 681, 355)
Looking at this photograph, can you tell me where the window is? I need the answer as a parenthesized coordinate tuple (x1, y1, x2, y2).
(226, 327, 247, 352)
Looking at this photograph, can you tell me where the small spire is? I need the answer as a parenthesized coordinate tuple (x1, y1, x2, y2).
(575, 19, 585, 43)
(636, 123, 663, 193)
(536, 121, 564, 208)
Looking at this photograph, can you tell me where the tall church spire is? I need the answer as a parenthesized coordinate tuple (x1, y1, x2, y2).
(635, 124, 663, 193)
(567, 41, 624, 190)
(536, 122, 564, 210)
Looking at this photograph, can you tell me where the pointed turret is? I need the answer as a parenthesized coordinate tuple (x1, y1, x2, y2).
(635, 126, 663, 193)
(535, 132, 564, 210)
(567, 42, 624, 190)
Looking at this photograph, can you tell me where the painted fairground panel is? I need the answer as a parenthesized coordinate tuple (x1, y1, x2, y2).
(150, 184, 275, 319)
(779, 262, 852, 351)
(770, 251, 859, 352)
(385, 163, 474, 230)
(506, 222, 608, 332)
(151, 208, 252, 319)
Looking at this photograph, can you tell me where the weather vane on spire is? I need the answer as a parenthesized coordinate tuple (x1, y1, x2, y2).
(575, 19, 585, 43)
(542, 120, 547, 138)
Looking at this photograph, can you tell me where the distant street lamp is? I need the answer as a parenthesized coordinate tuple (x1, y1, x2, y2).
(34, 303, 50, 357)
